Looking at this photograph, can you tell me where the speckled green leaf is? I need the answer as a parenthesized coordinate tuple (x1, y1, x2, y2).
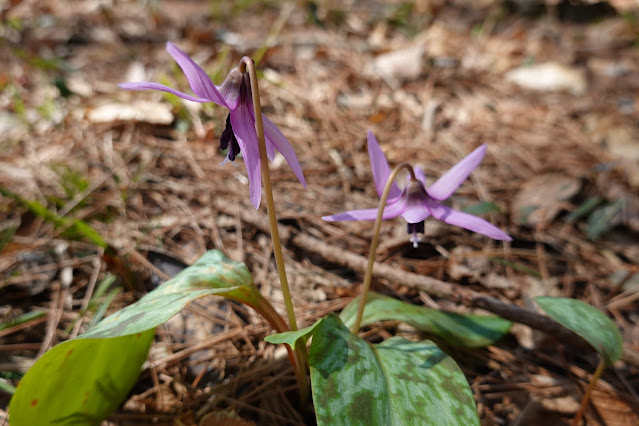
(82, 250, 255, 339)
(340, 292, 511, 347)
(310, 314, 479, 425)
(9, 250, 259, 425)
(536, 297, 623, 366)
(9, 330, 154, 426)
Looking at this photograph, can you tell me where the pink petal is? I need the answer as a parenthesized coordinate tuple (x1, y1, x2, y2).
(217, 69, 243, 111)
(118, 82, 209, 103)
(239, 86, 278, 161)
(322, 197, 406, 222)
(426, 200, 512, 241)
(166, 43, 228, 107)
(413, 167, 427, 186)
(265, 138, 277, 160)
(230, 106, 262, 209)
(262, 115, 307, 188)
(426, 145, 486, 201)
(400, 184, 431, 223)
(367, 130, 401, 199)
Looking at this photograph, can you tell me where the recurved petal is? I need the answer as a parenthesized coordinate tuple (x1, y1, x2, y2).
(166, 43, 228, 107)
(322, 197, 406, 222)
(262, 114, 307, 188)
(218, 69, 243, 111)
(426, 199, 512, 241)
(367, 130, 402, 199)
(230, 105, 262, 209)
(118, 82, 210, 103)
(426, 145, 487, 201)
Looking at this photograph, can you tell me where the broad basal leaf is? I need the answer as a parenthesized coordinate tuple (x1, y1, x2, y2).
(82, 250, 256, 338)
(536, 296, 623, 366)
(309, 315, 479, 425)
(10, 250, 261, 425)
(9, 330, 154, 425)
(340, 292, 511, 347)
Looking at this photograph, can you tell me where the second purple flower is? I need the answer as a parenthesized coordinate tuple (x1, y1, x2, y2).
(119, 42, 306, 209)
(323, 131, 511, 246)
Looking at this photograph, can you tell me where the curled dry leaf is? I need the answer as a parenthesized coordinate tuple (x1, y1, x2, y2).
(512, 173, 581, 226)
(87, 100, 174, 124)
(505, 62, 587, 95)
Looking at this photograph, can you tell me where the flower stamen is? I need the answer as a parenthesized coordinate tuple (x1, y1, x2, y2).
(220, 114, 241, 161)
(407, 221, 425, 248)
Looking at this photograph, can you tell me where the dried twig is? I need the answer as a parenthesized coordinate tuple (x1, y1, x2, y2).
(213, 198, 593, 352)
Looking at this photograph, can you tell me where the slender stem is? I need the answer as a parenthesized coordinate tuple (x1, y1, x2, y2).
(239, 57, 309, 402)
(572, 358, 606, 426)
(240, 57, 298, 332)
(351, 163, 415, 334)
(238, 295, 300, 390)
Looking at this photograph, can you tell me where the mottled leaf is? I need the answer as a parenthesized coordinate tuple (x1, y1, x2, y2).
(81, 250, 255, 339)
(340, 292, 511, 347)
(536, 297, 623, 366)
(309, 314, 479, 425)
(9, 330, 154, 426)
(10, 250, 262, 425)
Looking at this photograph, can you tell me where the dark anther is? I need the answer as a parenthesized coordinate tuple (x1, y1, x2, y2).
(406, 221, 425, 235)
(220, 114, 241, 160)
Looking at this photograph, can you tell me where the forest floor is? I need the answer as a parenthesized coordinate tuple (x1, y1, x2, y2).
(1, 0, 639, 424)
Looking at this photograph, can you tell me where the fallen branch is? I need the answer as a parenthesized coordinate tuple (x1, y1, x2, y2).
(213, 199, 592, 352)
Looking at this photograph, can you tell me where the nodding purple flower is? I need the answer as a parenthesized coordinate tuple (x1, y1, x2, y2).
(322, 131, 511, 247)
(119, 42, 306, 209)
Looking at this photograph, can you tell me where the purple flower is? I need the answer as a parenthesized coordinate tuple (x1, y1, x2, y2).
(322, 131, 511, 247)
(119, 42, 306, 209)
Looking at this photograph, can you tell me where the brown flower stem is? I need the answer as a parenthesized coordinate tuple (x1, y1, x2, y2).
(238, 295, 300, 385)
(572, 358, 606, 426)
(239, 57, 308, 401)
(351, 163, 415, 334)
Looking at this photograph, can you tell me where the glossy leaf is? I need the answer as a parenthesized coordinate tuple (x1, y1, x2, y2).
(340, 292, 511, 347)
(536, 297, 623, 366)
(309, 315, 479, 425)
(81, 250, 255, 339)
(9, 330, 154, 425)
(10, 250, 261, 425)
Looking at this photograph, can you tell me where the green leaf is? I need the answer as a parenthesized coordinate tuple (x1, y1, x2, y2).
(309, 315, 479, 425)
(264, 320, 321, 350)
(0, 310, 45, 332)
(340, 292, 511, 347)
(586, 199, 624, 240)
(462, 201, 500, 216)
(535, 297, 623, 367)
(81, 250, 255, 339)
(9, 330, 154, 425)
(565, 196, 602, 223)
(0, 187, 107, 249)
(9, 250, 262, 425)
(0, 380, 16, 395)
